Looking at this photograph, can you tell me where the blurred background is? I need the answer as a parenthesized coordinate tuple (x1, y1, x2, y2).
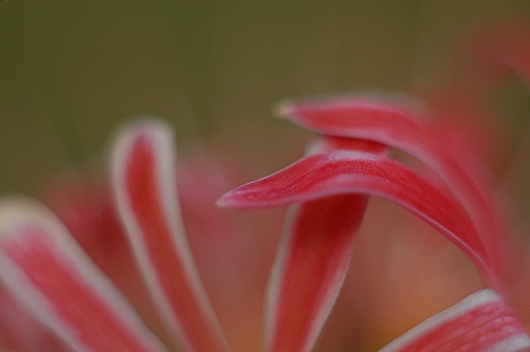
(1, 0, 530, 195)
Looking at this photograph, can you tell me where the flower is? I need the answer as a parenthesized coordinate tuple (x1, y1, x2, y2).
(218, 94, 530, 351)
(2, 17, 530, 352)
(0, 99, 526, 351)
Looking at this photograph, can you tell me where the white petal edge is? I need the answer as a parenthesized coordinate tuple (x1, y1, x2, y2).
(0, 197, 168, 352)
(379, 289, 530, 352)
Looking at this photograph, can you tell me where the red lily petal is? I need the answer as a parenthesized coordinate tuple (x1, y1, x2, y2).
(111, 120, 229, 352)
(260, 138, 385, 352)
(379, 289, 530, 352)
(275, 96, 505, 284)
(218, 150, 498, 290)
(264, 195, 367, 352)
(0, 198, 168, 352)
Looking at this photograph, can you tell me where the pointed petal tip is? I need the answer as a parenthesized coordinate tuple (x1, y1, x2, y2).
(215, 197, 228, 208)
(272, 99, 295, 120)
(215, 188, 264, 209)
(273, 91, 429, 120)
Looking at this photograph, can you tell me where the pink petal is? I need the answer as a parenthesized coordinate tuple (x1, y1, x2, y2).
(0, 285, 72, 351)
(0, 198, 168, 352)
(111, 120, 229, 352)
(218, 150, 498, 290)
(275, 96, 505, 285)
(259, 137, 387, 352)
(379, 289, 530, 352)
(263, 194, 368, 352)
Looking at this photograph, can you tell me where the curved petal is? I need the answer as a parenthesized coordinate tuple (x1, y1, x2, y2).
(379, 289, 530, 352)
(261, 138, 385, 352)
(218, 150, 498, 290)
(111, 120, 229, 352)
(275, 96, 505, 284)
(0, 198, 168, 352)
(263, 195, 367, 352)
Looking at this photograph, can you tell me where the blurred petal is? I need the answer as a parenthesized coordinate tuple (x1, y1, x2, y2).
(0, 285, 72, 351)
(463, 19, 530, 85)
(379, 289, 530, 352)
(111, 120, 229, 352)
(0, 198, 168, 352)
(276, 96, 505, 284)
(219, 150, 497, 289)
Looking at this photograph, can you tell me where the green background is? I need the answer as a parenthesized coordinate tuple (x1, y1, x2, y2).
(1, 1, 529, 194)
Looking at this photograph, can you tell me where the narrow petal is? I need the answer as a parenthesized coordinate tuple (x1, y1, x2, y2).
(111, 120, 229, 352)
(0, 198, 168, 352)
(264, 194, 367, 352)
(219, 151, 498, 290)
(276, 96, 505, 284)
(379, 289, 530, 352)
(262, 138, 385, 352)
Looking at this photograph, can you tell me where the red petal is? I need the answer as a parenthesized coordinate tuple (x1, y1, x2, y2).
(264, 194, 368, 352)
(111, 121, 229, 352)
(276, 97, 505, 284)
(0, 285, 72, 351)
(219, 150, 498, 290)
(260, 137, 385, 352)
(379, 289, 530, 352)
(0, 198, 168, 352)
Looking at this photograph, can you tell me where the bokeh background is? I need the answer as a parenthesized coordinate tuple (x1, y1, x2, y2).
(1, 0, 530, 195)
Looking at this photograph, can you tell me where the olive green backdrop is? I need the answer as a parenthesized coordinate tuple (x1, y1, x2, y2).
(1, 1, 529, 194)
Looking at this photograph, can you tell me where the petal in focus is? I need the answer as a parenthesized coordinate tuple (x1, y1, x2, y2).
(111, 120, 229, 352)
(247, 139, 383, 352)
(0, 198, 168, 352)
(379, 289, 530, 352)
(275, 96, 506, 285)
(219, 150, 497, 290)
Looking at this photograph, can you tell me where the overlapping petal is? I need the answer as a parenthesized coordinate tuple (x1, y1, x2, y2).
(275, 96, 506, 285)
(263, 194, 367, 352)
(258, 138, 385, 352)
(111, 120, 230, 352)
(0, 198, 168, 352)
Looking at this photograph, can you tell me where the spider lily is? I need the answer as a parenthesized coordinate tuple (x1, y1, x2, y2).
(0, 98, 526, 352)
(1, 22, 530, 352)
